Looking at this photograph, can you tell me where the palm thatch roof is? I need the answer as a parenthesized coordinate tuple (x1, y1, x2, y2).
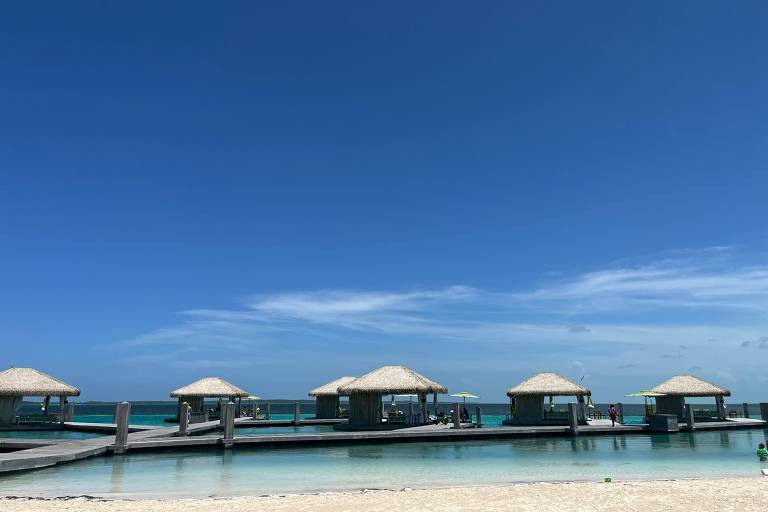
(338, 365, 447, 395)
(309, 376, 357, 397)
(649, 375, 731, 397)
(506, 372, 590, 397)
(0, 368, 80, 397)
(170, 377, 249, 398)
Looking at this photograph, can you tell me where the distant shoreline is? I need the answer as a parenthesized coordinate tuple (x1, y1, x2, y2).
(2, 477, 766, 511)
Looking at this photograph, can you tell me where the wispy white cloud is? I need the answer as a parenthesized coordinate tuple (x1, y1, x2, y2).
(247, 286, 480, 323)
(516, 255, 768, 313)
(119, 249, 768, 390)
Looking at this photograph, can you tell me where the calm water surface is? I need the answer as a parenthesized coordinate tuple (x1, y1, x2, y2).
(1, 428, 767, 498)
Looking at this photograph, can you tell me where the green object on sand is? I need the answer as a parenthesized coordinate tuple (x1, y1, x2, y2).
(604, 477, 612, 483)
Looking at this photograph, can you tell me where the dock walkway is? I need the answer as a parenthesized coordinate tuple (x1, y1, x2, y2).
(0, 417, 764, 474)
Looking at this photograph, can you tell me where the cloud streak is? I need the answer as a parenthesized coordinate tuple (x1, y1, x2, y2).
(119, 248, 768, 378)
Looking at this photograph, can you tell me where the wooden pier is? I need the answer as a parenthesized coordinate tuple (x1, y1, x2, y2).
(0, 417, 764, 474)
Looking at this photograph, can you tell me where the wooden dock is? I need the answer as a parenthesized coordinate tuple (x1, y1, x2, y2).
(0, 417, 764, 474)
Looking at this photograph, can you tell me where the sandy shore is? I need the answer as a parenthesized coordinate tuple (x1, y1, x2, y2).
(1, 478, 766, 512)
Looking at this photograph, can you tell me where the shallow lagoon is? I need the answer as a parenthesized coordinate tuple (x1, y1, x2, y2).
(1, 428, 767, 498)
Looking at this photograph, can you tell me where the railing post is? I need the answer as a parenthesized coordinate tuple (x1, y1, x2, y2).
(114, 402, 131, 454)
(179, 402, 190, 436)
(294, 401, 301, 425)
(222, 401, 235, 448)
(408, 401, 414, 425)
(475, 406, 482, 428)
(568, 403, 579, 435)
(616, 402, 624, 424)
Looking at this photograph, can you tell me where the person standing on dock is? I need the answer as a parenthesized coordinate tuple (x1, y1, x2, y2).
(609, 404, 618, 427)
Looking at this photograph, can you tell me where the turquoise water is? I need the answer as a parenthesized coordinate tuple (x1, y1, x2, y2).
(236, 425, 335, 435)
(73, 415, 172, 426)
(0, 430, 106, 440)
(1, 428, 767, 498)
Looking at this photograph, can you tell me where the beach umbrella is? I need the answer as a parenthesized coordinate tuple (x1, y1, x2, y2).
(450, 391, 479, 408)
(626, 390, 665, 418)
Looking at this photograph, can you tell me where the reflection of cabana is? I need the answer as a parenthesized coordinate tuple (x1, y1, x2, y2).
(308, 376, 356, 419)
(170, 377, 249, 423)
(337, 365, 447, 429)
(0, 368, 80, 426)
(504, 373, 590, 425)
(649, 375, 730, 421)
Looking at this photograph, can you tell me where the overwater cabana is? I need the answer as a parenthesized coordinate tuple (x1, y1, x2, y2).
(504, 372, 591, 425)
(337, 365, 447, 430)
(170, 377, 249, 423)
(0, 367, 80, 426)
(649, 375, 730, 422)
(308, 376, 356, 419)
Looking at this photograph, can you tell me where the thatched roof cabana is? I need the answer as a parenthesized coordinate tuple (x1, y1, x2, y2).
(649, 375, 731, 397)
(649, 374, 730, 421)
(505, 373, 590, 425)
(309, 376, 357, 397)
(0, 368, 80, 426)
(0, 368, 80, 397)
(337, 365, 446, 428)
(338, 365, 447, 395)
(170, 377, 249, 398)
(309, 376, 357, 419)
(507, 372, 590, 397)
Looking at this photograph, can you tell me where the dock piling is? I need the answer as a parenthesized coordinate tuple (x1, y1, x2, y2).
(686, 404, 695, 431)
(294, 402, 301, 425)
(742, 402, 750, 419)
(223, 402, 235, 448)
(114, 402, 130, 454)
(760, 403, 768, 421)
(475, 406, 482, 428)
(568, 403, 578, 435)
(453, 402, 460, 428)
(266, 401, 271, 420)
(179, 402, 190, 436)
(616, 402, 624, 424)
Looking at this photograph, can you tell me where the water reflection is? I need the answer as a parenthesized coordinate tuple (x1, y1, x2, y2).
(109, 456, 125, 495)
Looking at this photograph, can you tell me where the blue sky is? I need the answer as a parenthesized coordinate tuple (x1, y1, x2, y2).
(1, 2, 767, 401)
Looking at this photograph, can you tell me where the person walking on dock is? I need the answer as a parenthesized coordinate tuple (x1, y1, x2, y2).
(609, 404, 618, 427)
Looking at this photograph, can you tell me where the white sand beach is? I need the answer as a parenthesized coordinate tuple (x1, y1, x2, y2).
(2, 478, 766, 512)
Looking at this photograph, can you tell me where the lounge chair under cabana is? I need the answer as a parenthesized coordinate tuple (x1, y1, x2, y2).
(336, 365, 447, 430)
(648, 375, 731, 421)
(170, 377, 249, 424)
(308, 376, 356, 419)
(504, 372, 591, 425)
(0, 367, 80, 426)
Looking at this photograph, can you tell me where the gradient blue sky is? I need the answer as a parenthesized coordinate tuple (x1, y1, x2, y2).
(2, 2, 768, 401)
